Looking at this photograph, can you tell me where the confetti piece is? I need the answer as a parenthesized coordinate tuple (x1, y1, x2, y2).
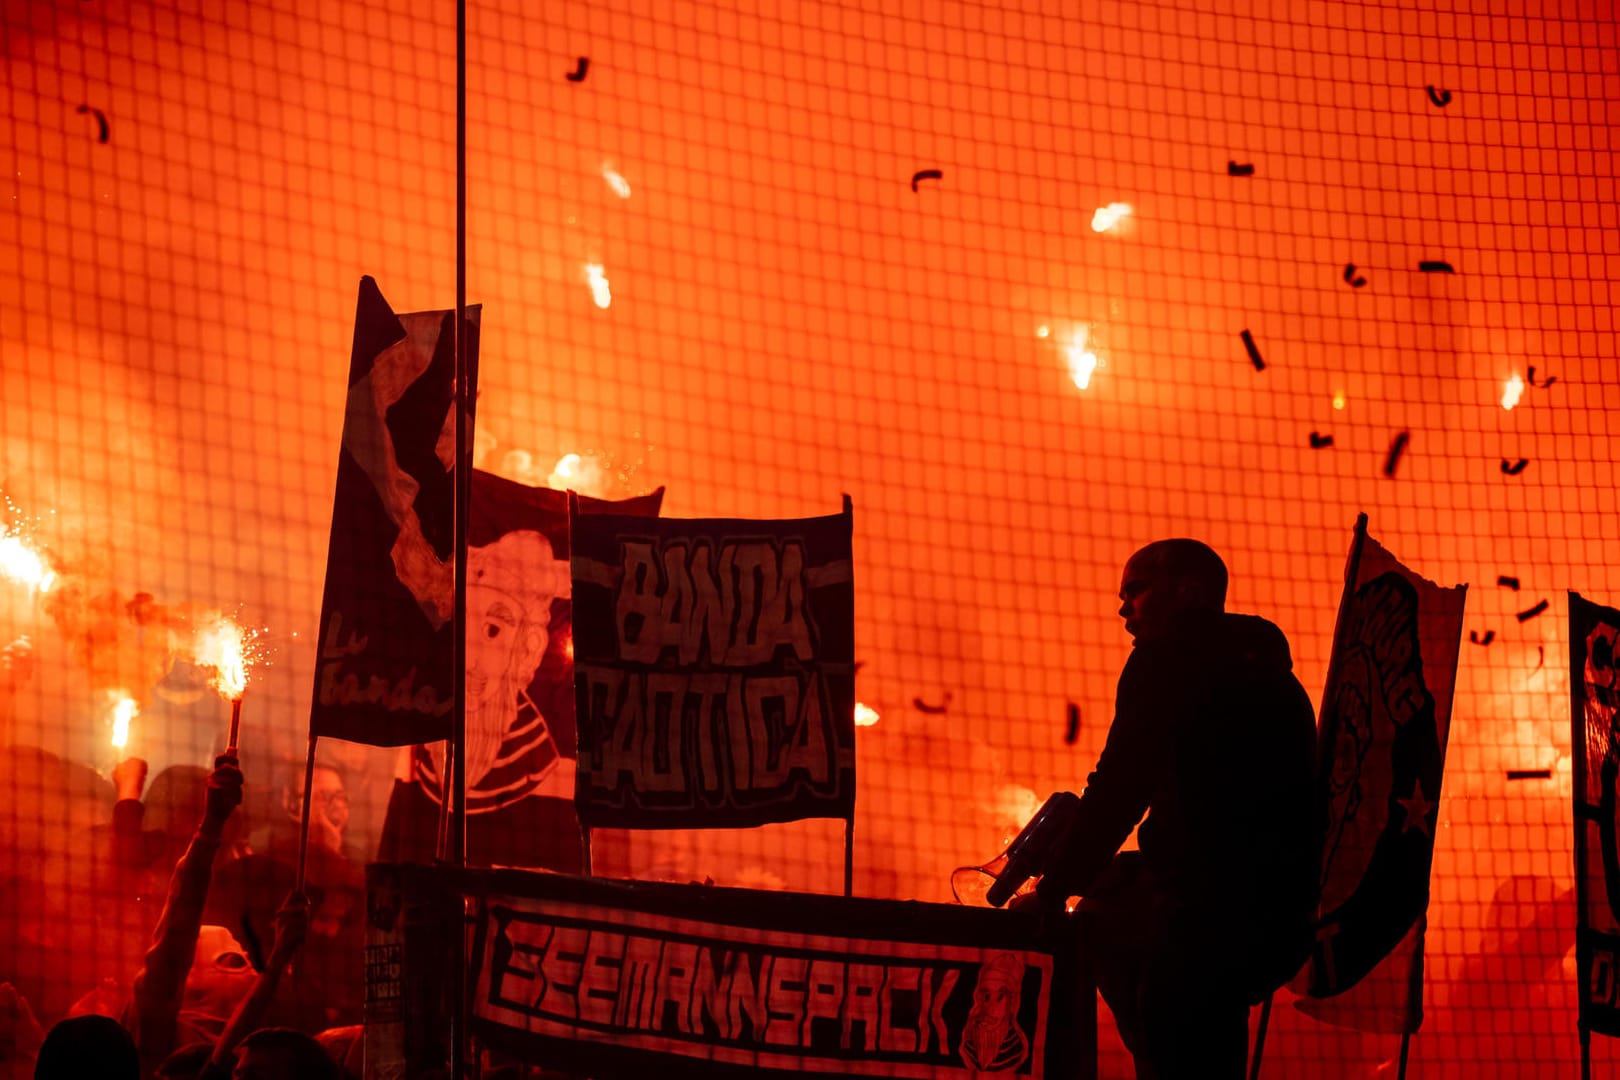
(76, 104, 109, 143)
(1227, 161, 1255, 177)
(1501, 458, 1529, 476)
(1309, 432, 1334, 449)
(1064, 702, 1081, 745)
(1470, 630, 1495, 646)
(912, 691, 952, 715)
(1506, 769, 1551, 781)
(1497, 575, 1520, 590)
(1533, 645, 1546, 674)
(1426, 86, 1453, 108)
(1343, 264, 1367, 288)
(1527, 366, 1558, 389)
(565, 57, 590, 82)
(910, 169, 943, 192)
(1240, 329, 1265, 371)
(1418, 260, 1455, 273)
(1383, 431, 1410, 477)
(1517, 599, 1550, 622)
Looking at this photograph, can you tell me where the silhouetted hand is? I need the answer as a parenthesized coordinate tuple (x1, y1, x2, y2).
(112, 757, 149, 802)
(203, 752, 244, 830)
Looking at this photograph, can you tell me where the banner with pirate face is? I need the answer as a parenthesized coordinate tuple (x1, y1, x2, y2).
(1572, 592, 1620, 1038)
(569, 504, 856, 829)
(1292, 531, 1466, 1034)
(377, 473, 663, 870)
(416, 866, 1092, 1079)
(309, 277, 480, 747)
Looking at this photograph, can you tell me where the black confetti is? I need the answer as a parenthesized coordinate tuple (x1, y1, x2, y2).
(909, 169, 943, 192)
(1527, 366, 1558, 389)
(1470, 630, 1495, 646)
(912, 691, 952, 715)
(1506, 769, 1552, 781)
(1533, 645, 1546, 674)
(565, 57, 590, 82)
(1426, 86, 1453, 108)
(1517, 599, 1550, 622)
(1383, 431, 1410, 477)
(1309, 432, 1334, 449)
(76, 103, 109, 144)
(1227, 161, 1255, 177)
(1240, 329, 1265, 371)
(1064, 702, 1081, 745)
(1343, 264, 1367, 287)
(1501, 458, 1529, 476)
(1497, 575, 1520, 590)
(1418, 260, 1455, 273)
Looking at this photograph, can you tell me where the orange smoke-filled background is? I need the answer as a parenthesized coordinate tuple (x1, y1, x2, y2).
(3, 0, 1618, 1074)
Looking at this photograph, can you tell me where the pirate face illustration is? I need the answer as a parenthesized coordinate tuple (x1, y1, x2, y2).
(960, 952, 1030, 1073)
(415, 530, 573, 809)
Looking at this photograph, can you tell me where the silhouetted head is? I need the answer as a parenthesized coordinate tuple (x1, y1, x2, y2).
(230, 1028, 338, 1080)
(1118, 539, 1228, 643)
(34, 1014, 138, 1079)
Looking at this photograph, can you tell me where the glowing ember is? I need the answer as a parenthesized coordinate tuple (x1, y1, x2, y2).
(854, 702, 880, 727)
(547, 452, 607, 497)
(1036, 325, 1050, 339)
(584, 263, 612, 309)
(601, 163, 632, 199)
(1332, 391, 1347, 410)
(1066, 344, 1099, 390)
(110, 695, 138, 749)
(1502, 372, 1525, 411)
(193, 615, 262, 701)
(0, 527, 56, 593)
(1090, 202, 1133, 233)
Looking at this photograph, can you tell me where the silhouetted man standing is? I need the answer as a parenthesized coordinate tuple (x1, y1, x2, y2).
(1035, 540, 1318, 1079)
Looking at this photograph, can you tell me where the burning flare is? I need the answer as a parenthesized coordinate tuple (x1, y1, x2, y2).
(547, 452, 607, 497)
(110, 694, 138, 749)
(1066, 343, 1099, 390)
(193, 615, 261, 701)
(584, 263, 613, 309)
(1502, 372, 1525, 411)
(0, 526, 56, 593)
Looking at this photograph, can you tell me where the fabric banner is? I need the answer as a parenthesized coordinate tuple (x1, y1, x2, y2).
(376, 474, 663, 869)
(569, 504, 856, 829)
(456, 867, 1092, 1080)
(1572, 592, 1620, 1038)
(1292, 528, 1467, 1034)
(309, 277, 481, 747)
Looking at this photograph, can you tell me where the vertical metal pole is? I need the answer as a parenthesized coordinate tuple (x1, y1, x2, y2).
(1397, 1031, 1410, 1080)
(843, 815, 855, 898)
(451, 0, 470, 1077)
(295, 734, 319, 891)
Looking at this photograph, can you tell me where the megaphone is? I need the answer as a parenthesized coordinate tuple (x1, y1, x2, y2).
(951, 791, 1080, 908)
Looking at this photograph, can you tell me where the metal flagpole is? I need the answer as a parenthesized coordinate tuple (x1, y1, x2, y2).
(1573, 593, 1594, 1080)
(450, 0, 471, 1073)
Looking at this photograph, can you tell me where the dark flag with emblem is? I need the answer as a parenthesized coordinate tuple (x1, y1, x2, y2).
(1572, 592, 1620, 1039)
(1292, 524, 1467, 1033)
(308, 277, 479, 747)
(377, 471, 663, 870)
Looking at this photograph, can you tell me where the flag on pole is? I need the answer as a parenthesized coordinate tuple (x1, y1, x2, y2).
(376, 471, 663, 869)
(1572, 592, 1620, 1038)
(308, 277, 480, 747)
(1292, 526, 1467, 1033)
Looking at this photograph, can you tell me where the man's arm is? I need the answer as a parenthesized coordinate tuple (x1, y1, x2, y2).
(1037, 648, 1176, 905)
(127, 753, 243, 1074)
(203, 892, 311, 1076)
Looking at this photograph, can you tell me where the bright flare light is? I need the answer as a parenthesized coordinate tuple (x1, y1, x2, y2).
(585, 263, 612, 309)
(0, 528, 55, 593)
(194, 616, 259, 701)
(1066, 344, 1099, 390)
(546, 452, 608, 497)
(1090, 202, 1133, 233)
(110, 695, 138, 749)
(601, 163, 632, 199)
(1332, 391, 1347, 411)
(854, 702, 880, 727)
(1502, 372, 1525, 411)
